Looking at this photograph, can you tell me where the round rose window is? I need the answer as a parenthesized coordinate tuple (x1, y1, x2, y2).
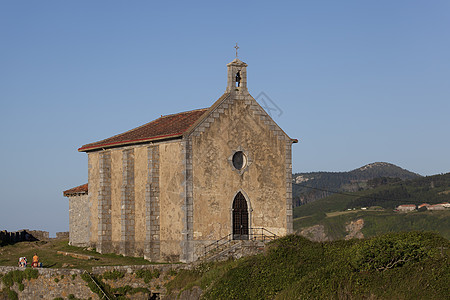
(232, 151, 247, 170)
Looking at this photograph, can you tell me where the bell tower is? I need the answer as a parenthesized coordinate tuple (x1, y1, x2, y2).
(226, 45, 248, 93)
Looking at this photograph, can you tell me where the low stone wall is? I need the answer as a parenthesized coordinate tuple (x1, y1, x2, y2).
(56, 232, 69, 239)
(0, 230, 40, 244)
(0, 264, 192, 299)
(93, 264, 191, 298)
(0, 267, 96, 300)
(0, 230, 68, 245)
(91, 263, 191, 275)
(28, 230, 50, 241)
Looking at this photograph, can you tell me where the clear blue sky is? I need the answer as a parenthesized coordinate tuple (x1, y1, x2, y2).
(1, 1, 449, 235)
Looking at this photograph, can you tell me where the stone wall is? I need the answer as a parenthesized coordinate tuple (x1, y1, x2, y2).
(56, 232, 69, 239)
(1, 230, 33, 244)
(90, 263, 190, 275)
(68, 193, 90, 246)
(28, 230, 50, 241)
(88, 152, 100, 246)
(0, 230, 46, 244)
(188, 89, 293, 261)
(159, 142, 185, 262)
(87, 140, 186, 262)
(0, 267, 96, 300)
(120, 149, 135, 256)
(0, 265, 191, 299)
(92, 264, 191, 298)
(145, 145, 161, 261)
(134, 146, 148, 256)
(97, 151, 112, 253)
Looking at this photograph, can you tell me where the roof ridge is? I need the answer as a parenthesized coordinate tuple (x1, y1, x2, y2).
(160, 108, 208, 119)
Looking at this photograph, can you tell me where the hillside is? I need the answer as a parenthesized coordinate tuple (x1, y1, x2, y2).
(293, 162, 421, 206)
(293, 172, 450, 241)
(165, 232, 450, 299)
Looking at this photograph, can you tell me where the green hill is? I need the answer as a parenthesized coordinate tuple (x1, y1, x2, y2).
(293, 162, 421, 206)
(166, 232, 450, 299)
(293, 172, 450, 240)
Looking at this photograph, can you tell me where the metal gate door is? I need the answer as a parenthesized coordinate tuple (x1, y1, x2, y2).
(232, 192, 249, 240)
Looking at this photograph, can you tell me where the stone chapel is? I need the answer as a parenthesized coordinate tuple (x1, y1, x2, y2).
(64, 57, 297, 263)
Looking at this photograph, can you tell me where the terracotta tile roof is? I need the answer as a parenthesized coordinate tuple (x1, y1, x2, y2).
(78, 108, 208, 152)
(63, 183, 88, 196)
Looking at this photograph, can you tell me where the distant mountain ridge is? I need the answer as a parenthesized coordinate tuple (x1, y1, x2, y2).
(293, 162, 421, 206)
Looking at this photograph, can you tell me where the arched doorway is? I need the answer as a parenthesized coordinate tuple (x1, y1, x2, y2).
(232, 192, 249, 240)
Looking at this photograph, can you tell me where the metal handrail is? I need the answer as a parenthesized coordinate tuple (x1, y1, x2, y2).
(203, 228, 278, 258)
(204, 234, 232, 257)
(83, 271, 111, 300)
(249, 227, 278, 241)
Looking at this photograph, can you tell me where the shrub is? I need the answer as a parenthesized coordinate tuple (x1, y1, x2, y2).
(7, 289, 18, 300)
(135, 269, 155, 283)
(350, 232, 444, 272)
(54, 278, 59, 283)
(81, 273, 102, 295)
(102, 270, 125, 280)
(23, 268, 39, 280)
(81, 273, 113, 299)
(112, 285, 132, 295)
(1, 269, 39, 290)
(11, 271, 24, 284)
(2, 273, 13, 288)
(18, 283, 24, 292)
(153, 269, 161, 279)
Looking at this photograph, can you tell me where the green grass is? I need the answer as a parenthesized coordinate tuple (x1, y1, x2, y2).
(293, 192, 357, 219)
(362, 210, 450, 238)
(165, 260, 240, 296)
(165, 232, 450, 300)
(294, 209, 450, 240)
(0, 239, 164, 271)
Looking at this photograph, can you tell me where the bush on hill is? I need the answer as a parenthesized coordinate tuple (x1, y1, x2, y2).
(346, 185, 412, 209)
(167, 232, 449, 300)
(367, 177, 403, 188)
(350, 232, 444, 272)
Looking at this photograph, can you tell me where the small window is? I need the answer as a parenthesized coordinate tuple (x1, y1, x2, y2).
(235, 71, 241, 87)
(232, 151, 247, 170)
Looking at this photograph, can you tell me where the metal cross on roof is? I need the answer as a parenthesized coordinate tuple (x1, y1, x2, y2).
(234, 43, 239, 58)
